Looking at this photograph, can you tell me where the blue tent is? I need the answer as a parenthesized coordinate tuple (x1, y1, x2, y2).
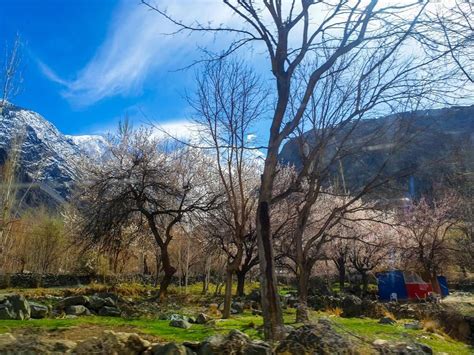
(377, 270, 449, 301)
(377, 270, 408, 301)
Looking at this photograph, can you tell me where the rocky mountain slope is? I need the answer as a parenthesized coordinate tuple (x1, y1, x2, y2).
(0, 102, 105, 207)
(279, 105, 474, 200)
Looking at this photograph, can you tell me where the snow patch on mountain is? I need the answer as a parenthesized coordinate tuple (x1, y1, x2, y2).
(0, 102, 106, 203)
(66, 134, 108, 159)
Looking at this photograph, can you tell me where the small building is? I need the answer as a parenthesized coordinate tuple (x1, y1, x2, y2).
(376, 270, 449, 301)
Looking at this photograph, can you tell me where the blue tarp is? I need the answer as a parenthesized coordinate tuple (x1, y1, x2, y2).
(377, 270, 408, 301)
(437, 276, 449, 297)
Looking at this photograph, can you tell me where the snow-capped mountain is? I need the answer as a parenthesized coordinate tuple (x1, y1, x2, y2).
(66, 134, 108, 159)
(0, 102, 104, 205)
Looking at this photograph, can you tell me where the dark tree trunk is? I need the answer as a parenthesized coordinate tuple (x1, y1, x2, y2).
(202, 256, 210, 295)
(223, 269, 233, 319)
(338, 263, 346, 292)
(256, 199, 284, 340)
(159, 247, 176, 299)
(236, 269, 246, 297)
(296, 267, 310, 323)
(361, 272, 368, 297)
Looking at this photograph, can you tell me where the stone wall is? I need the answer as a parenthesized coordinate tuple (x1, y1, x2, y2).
(0, 273, 159, 289)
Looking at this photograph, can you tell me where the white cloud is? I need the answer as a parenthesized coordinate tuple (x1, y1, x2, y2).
(151, 120, 201, 141)
(37, 60, 70, 87)
(40, 0, 235, 107)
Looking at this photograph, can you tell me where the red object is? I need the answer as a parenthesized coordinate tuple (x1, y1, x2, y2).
(405, 282, 433, 299)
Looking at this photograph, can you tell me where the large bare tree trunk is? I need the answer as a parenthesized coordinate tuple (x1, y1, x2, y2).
(159, 246, 176, 299)
(223, 268, 233, 318)
(296, 266, 310, 323)
(236, 269, 246, 297)
(256, 194, 284, 340)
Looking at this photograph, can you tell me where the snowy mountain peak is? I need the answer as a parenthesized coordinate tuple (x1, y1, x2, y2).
(0, 102, 103, 206)
(66, 134, 108, 159)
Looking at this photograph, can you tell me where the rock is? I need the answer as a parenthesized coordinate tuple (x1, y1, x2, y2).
(0, 333, 16, 347)
(341, 294, 363, 317)
(103, 297, 116, 307)
(188, 316, 196, 324)
(361, 299, 388, 318)
(247, 289, 261, 303)
(195, 313, 210, 324)
(29, 302, 49, 319)
(275, 319, 354, 354)
(0, 303, 15, 320)
(199, 330, 271, 355)
(379, 316, 396, 325)
(65, 305, 91, 316)
(65, 314, 78, 319)
(231, 302, 244, 314)
(152, 342, 194, 355)
(87, 295, 105, 311)
(169, 313, 187, 321)
(373, 339, 389, 346)
(58, 295, 89, 309)
(283, 295, 299, 308)
(2, 294, 31, 320)
(0, 334, 77, 353)
(98, 306, 122, 317)
(404, 321, 422, 330)
(373, 340, 432, 354)
(74, 330, 150, 354)
(170, 319, 192, 329)
(295, 303, 310, 323)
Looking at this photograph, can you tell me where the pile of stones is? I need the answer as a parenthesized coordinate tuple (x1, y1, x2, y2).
(0, 292, 122, 320)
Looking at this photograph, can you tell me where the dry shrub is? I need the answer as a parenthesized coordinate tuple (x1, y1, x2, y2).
(422, 318, 443, 334)
(382, 309, 397, 321)
(325, 307, 343, 317)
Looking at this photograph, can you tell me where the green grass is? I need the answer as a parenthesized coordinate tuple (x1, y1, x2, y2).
(329, 316, 473, 355)
(1, 310, 471, 354)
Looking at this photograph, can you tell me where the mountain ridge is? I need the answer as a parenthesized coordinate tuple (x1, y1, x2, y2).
(0, 102, 105, 206)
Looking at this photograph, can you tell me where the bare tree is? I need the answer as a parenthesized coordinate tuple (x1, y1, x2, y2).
(142, 0, 470, 339)
(1, 34, 22, 111)
(189, 59, 265, 318)
(77, 124, 219, 298)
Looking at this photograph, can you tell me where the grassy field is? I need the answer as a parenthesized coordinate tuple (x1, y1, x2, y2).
(0, 310, 472, 354)
(0, 283, 472, 354)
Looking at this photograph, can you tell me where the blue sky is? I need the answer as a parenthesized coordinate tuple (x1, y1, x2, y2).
(0, 0, 239, 136)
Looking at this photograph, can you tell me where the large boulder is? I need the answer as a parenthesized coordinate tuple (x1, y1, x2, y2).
(152, 342, 195, 355)
(65, 305, 91, 316)
(58, 295, 89, 309)
(372, 339, 432, 354)
(0, 303, 15, 320)
(170, 319, 192, 329)
(341, 295, 363, 317)
(0, 294, 30, 320)
(29, 302, 49, 319)
(74, 331, 150, 354)
(231, 302, 244, 314)
(99, 306, 122, 317)
(275, 319, 355, 355)
(87, 295, 105, 311)
(247, 289, 261, 303)
(199, 330, 271, 355)
(195, 313, 210, 324)
(0, 334, 76, 353)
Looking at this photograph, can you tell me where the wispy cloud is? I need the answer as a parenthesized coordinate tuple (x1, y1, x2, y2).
(37, 60, 70, 87)
(39, 0, 234, 107)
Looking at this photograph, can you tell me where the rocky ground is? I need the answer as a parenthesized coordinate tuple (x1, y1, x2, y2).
(0, 284, 472, 354)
